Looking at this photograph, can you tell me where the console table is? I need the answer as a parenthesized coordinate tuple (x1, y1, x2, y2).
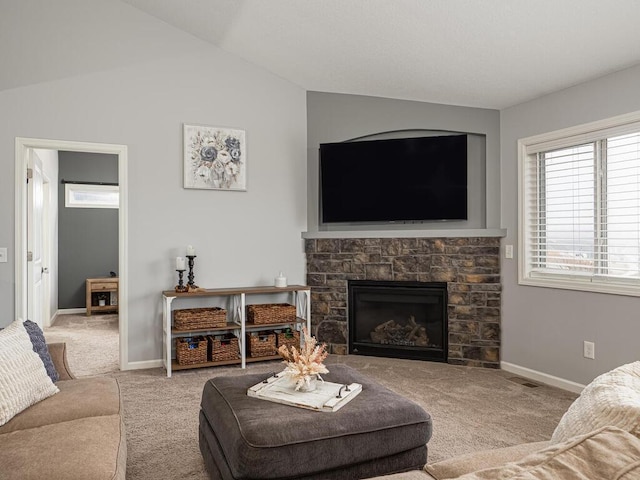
(162, 285, 311, 377)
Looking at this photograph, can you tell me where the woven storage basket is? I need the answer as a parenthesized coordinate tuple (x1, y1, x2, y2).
(173, 307, 227, 330)
(176, 336, 208, 365)
(276, 328, 300, 351)
(246, 331, 277, 357)
(207, 334, 240, 362)
(246, 303, 296, 324)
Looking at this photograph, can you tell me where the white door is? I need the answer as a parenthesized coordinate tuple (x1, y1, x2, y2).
(27, 150, 45, 328)
(42, 180, 52, 326)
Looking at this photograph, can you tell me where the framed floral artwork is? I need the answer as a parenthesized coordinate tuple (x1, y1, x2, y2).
(183, 124, 247, 191)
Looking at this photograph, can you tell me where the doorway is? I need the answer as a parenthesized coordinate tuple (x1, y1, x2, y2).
(15, 138, 129, 371)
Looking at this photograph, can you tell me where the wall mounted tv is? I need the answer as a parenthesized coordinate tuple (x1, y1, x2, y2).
(319, 134, 468, 224)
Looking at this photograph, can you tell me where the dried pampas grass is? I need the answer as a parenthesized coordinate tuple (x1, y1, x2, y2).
(277, 327, 329, 391)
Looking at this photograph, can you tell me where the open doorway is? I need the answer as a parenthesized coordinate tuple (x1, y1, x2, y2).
(15, 138, 128, 373)
(47, 151, 119, 375)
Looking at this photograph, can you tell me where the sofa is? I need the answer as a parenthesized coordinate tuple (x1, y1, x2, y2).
(0, 342, 126, 480)
(374, 360, 640, 480)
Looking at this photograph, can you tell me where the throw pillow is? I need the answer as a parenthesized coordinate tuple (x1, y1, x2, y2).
(551, 360, 640, 443)
(0, 320, 59, 426)
(23, 319, 59, 382)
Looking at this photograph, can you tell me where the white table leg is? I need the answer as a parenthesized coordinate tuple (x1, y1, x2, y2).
(163, 295, 175, 378)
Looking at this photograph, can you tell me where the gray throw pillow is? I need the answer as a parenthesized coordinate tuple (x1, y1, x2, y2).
(23, 320, 59, 383)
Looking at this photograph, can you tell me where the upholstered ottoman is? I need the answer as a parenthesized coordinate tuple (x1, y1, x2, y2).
(199, 364, 432, 480)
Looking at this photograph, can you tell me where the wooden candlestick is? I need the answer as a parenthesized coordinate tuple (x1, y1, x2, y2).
(175, 270, 187, 292)
(186, 255, 198, 289)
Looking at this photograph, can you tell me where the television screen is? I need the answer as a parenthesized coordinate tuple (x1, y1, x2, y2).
(320, 135, 468, 223)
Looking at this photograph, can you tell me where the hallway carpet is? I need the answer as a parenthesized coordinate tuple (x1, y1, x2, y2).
(44, 312, 119, 376)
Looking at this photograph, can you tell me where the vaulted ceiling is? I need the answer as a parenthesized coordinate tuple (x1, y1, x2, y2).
(121, 0, 640, 109)
(4, 1, 640, 110)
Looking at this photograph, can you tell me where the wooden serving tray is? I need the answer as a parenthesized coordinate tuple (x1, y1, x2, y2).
(247, 371, 362, 412)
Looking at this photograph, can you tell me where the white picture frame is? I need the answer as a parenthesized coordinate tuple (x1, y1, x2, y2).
(183, 124, 247, 191)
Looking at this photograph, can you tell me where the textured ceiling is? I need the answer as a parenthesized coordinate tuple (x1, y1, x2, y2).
(3, 1, 640, 109)
(121, 0, 640, 109)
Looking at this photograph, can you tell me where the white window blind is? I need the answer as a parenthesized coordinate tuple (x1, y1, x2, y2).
(520, 115, 640, 296)
(605, 133, 640, 279)
(531, 143, 596, 276)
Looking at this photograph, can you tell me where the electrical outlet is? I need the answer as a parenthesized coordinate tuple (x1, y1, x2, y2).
(505, 245, 514, 259)
(583, 341, 595, 359)
(0, 247, 7, 263)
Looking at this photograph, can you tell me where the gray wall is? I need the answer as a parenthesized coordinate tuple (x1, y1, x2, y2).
(306, 92, 501, 233)
(0, 0, 307, 366)
(501, 64, 640, 386)
(58, 151, 118, 309)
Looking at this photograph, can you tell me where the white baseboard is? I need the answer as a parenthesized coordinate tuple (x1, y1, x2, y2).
(46, 310, 59, 328)
(56, 308, 86, 315)
(123, 359, 163, 371)
(501, 361, 585, 394)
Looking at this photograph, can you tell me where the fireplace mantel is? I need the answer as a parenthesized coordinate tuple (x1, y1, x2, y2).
(302, 228, 507, 239)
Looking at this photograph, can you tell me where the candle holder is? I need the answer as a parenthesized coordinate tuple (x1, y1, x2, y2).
(175, 269, 187, 293)
(186, 255, 199, 289)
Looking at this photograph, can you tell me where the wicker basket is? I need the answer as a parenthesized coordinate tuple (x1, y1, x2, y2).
(246, 331, 277, 357)
(276, 328, 300, 351)
(173, 307, 227, 330)
(246, 303, 297, 325)
(175, 336, 208, 365)
(207, 334, 240, 362)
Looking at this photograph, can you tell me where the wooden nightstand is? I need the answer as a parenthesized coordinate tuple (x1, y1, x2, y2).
(86, 277, 119, 316)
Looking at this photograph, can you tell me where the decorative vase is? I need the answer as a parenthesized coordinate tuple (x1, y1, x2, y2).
(297, 376, 318, 392)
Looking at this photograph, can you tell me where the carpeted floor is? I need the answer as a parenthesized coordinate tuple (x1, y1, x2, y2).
(44, 313, 119, 376)
(46, 319, 578, 479)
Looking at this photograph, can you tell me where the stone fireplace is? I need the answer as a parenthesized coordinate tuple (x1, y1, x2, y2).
(305, 237, 501, 368)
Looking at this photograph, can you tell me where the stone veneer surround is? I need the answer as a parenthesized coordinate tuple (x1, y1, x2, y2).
(305, 237, 501, 368)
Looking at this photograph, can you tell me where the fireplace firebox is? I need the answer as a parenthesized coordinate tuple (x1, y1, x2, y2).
(348, 280, 448, 362)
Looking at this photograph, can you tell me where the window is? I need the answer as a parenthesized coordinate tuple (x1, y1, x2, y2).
(65, 184, 119, 209)
(519, 112, 640, 296)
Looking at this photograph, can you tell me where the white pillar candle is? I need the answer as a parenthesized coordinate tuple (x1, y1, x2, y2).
(186, 245, 195, 256)
(176, 256, 186, 270)
(275, 271, 287, 288)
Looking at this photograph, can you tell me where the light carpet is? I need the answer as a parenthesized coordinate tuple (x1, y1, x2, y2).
(44, 313, 119, 376)
(47, 319, 578, 479)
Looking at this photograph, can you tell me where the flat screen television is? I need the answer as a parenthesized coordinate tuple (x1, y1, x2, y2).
(319, 134, 468, 223)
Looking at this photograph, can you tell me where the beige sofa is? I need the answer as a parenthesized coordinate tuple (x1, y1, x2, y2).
(368, 441, 548, 479)
(0, 343, 126, 480)
(375, 360, 640, 480)
(374, 425, 640, 479)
